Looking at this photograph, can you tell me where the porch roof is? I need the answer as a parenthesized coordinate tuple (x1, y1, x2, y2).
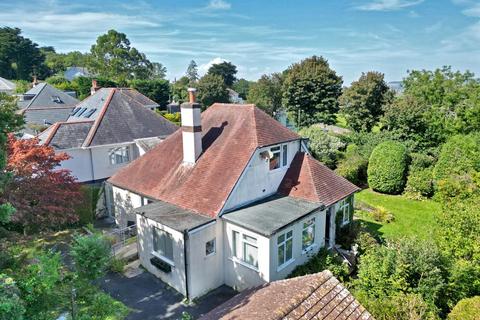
(222, 195, 323, 237)
(134, 201, 214, 232)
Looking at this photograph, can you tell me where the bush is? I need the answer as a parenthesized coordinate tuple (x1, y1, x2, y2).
(367, 141, 408, 194)
(405, 167, 434, 199)
(433, 134, 480, 183)
(75, 186, 100, 226)
(448, 296, 480, 320)
(300, 125, 345, 168)
(70, 234, 111, 280)
(336, 144, 368, 185)
(289, 248, 350, 281)
(0, 274, 25, 320)
(110, 258, 126, 274)
(75, 290, 129, 320)
(371, 206, 395, 223)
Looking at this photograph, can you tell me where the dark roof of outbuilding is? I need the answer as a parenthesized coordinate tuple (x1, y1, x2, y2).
(222, 195, 322, 236)
(135, 201, 214, 232)
(279, 152, 360, 207)
(200, 270, 374, 320)
(41, 88, 177, 149)
(108, 103, 301, 218)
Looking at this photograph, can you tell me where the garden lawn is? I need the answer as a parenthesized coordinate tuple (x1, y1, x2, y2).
(355, 189, 441, 240)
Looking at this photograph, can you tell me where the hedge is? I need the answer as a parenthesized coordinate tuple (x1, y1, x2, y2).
(367, 141, 408, 194)
(336, 144, 368, 186)
(433, 133, 480, 183)
(448, 296, 480, 320)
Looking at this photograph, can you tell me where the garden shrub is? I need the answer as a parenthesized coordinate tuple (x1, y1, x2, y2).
(404, 167, 434, 199)
(75, 290, 129, 320)
(0, 274, 25, 320)
(371, 206, 395, 223)
(367, 141, 408, 194)
(448, 296, 480, 320)
(336, 144, 368, 185)
(299, 125, 345, 168)
(110, 258, 126, 273)
(75, 186, 100, 226)
(289, 248, 350, 281)
(433, 133, 480, 183)
(70, 234, 111, 280)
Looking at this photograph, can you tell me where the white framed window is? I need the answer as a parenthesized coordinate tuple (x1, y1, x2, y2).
(282, 144, 288, 166)
(109, 146, 130, 165)
(277, 230, 293, 268)
(206, 238, 216, 256)
(302, 218, 316, 250)
(231, 230, 258, 268)
(152, 228, 174, 263)
(339, 198, 350, 225)
(269, 146, 281, 170)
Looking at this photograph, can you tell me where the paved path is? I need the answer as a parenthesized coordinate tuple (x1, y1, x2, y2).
(100, 270, 237, 320)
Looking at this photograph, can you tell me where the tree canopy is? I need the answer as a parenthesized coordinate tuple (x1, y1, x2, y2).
(340, 71, 391, 132)
(0, 27, 46, 80)
(247, 73, 284, 116)
(197, 74, 229, 108)
(186, 60, 199, 84)
(207, 61, 237, 87)
(283, 56, 343, 128)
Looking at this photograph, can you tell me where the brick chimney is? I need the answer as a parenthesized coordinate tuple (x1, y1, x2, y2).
(180, 88, 202, 164)
(91, 79, 100, 95)
(32, 75, 39, 87)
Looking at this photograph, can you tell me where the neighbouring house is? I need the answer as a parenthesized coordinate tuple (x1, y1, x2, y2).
(64, 66, 92, 81)
(0, 77, 16, 95)
(38, 86, 178, 184)
(167, 100, 180, 113)
(106, 89, 359, 300)
(227, 88, 244, 104)
(200, 270, 373, 320)
(17, 81, 79, 136)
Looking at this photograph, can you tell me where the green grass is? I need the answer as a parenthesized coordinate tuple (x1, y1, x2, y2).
(355, 189, 441, 240)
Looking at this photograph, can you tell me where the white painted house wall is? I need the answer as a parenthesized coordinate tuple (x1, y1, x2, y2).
(57, 142, 139, 183)
(223, 222, 271, 291)
(111, 185, 144, 227)
(136, 214, 187, 296)
(222, 139, 300, 212)
(187, 221, 225, 299)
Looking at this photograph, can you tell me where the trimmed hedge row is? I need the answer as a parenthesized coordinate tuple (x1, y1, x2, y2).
(367, 141, 408, 194)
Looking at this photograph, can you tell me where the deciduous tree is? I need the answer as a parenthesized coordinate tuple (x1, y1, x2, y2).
(340, 71, 391, 132)
(185, 60, 199, 84)
(197, 74, 229, 108)
(247, 73, 283, 116)
(283, 56, 343, 127)
(207, 61, 237, 87)
(2, 135, 82, 232)
(129, 79, 170, 107)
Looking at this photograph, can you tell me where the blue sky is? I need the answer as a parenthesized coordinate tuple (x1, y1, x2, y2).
(0, 0, 479, 84)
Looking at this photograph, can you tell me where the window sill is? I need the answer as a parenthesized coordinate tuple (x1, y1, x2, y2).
(277, 258, 295, 272)
(302, 243, 317, 255)
(229, 257, 259, 272)
(151, 252, 175, 267)
(205, 252, 216, 258)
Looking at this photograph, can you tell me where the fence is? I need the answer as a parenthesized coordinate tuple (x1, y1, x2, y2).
(106, 224, 137, 256)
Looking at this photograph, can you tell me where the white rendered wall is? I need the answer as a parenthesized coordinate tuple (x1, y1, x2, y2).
(187, 220, 224, 299)
(222, 140, 300, 212)
(136, 215, 187, 296)
(57, 148, 92, 182)
(268, 209, 326, 281)
(111, 185, 143, 227)
(223, 222, 270, 291)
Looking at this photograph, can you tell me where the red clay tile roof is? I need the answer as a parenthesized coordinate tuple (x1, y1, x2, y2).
(279, 152, 360, 207)
(108, 104, 300, 218)
(200, 270, 374, 320)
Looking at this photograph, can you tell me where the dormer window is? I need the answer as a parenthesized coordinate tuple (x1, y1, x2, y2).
(269, 146, 281, 170)
(51, 95, 62, 103)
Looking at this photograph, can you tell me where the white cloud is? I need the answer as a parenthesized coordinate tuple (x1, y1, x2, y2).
(206, 0, 231, 10)
(198, 57, 228, 75)
(463, 3, 480, 16)
(356, 0, 424, 11)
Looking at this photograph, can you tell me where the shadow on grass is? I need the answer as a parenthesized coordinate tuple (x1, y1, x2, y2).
(357, 218, 384, 241)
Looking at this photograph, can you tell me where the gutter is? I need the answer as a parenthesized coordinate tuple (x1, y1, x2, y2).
(183, 230, 190, 301)
(89, 148, 95, 182)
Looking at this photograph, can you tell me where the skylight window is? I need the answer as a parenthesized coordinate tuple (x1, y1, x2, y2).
(71, 107, 80, 116)
(51, 95, 62, 103)
(83, 109, 96, 118)
(76, 108, 87, 117)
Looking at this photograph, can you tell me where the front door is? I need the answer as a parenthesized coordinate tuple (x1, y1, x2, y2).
(325, 208, 331, 247)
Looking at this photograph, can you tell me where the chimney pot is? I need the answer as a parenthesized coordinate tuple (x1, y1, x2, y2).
(32, 75, 38, 87)
(91, 79, 100, 95)
(187, 87, 196, 103)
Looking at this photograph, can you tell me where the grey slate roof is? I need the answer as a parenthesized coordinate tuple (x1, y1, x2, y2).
(0, 77, 16, 93)
(222, 195, 323, 236)
(20, 83, 79, 109)
(39, 121, 94, 149)
(135, 201, 214, 232)
(42, 88, 178, 149)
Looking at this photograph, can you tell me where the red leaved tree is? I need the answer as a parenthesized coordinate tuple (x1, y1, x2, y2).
(2, 134, 83, 232)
